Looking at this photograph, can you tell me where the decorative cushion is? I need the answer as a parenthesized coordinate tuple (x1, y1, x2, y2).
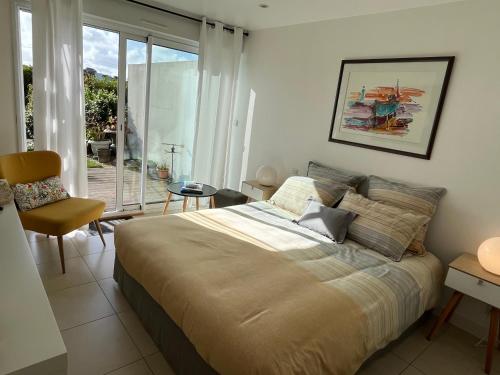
(338, 191, 429, 261)
(0, 179, 14, 206)
(307, 161, 366, 188)
(270, 176, 351, 216)
(12, 176, 70, 212)
(294, 200, 356, 243)
(367, 175, 446, 255)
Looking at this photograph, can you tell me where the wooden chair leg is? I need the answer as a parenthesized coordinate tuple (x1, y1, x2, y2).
(486, 308, 500, 374)
(94, 220, 106, 247)
(427, 291, 464, 340)
(162, 192, 173, 215)
(210, 196, 215, 209)
(195, 197, 200, 210)
(57, 236, 65, 274)
(182, 197, 188, 212)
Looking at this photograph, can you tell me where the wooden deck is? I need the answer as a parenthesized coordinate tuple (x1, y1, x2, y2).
(87, 164, 170, 211)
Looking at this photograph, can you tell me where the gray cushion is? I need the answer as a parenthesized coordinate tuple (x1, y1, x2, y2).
(307, 161, 366, 188)
(294, 200, 356, 243)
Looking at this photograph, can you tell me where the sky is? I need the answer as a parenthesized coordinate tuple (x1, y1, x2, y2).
(19, 10, 197, 77)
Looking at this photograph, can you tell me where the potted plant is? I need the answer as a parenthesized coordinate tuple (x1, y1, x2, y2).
(97, 147, 112, 163)
(86, 125, 111, 155)
(156, 162, 170, 179)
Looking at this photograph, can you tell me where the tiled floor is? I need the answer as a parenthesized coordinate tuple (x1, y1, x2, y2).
(25, 208, 500, 375)
(26, 227, 175, 375)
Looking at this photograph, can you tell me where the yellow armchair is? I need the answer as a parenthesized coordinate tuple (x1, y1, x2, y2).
(0, 151, 106, 273)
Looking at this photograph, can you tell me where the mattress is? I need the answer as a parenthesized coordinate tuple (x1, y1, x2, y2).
(114, 201, 443, 374)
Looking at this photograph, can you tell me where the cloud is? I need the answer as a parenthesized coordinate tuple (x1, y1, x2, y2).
(18, 15, 198, 76)
(83, 26, 119, 76)
(20, 10, 32, 66)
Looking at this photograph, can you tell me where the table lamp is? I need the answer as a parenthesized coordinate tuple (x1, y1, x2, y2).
(478, 237, 500, 275)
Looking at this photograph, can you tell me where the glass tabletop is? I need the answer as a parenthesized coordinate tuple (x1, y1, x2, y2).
(167, 182, 218, 198)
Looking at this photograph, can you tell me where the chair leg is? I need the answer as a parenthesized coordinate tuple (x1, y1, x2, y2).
(94, 220, 106, 247)
(57, 236, 65, 274)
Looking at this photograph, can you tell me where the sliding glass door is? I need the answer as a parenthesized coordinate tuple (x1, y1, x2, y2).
(145, 43, 199, 204)
(115, 35, 199, 211)
(117, 37, 148, 209)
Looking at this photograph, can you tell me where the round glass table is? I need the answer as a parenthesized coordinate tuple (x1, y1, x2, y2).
(162, 182, 217, 214)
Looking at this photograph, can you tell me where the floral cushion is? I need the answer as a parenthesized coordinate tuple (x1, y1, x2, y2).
(12, 176, 70, 211)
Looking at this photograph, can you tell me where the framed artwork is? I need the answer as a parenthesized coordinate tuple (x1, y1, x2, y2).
(328, 57, 454, 159)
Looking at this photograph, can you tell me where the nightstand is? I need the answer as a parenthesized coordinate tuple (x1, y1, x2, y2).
(427, 253, 500, 374)
(241, 180, 278, 202)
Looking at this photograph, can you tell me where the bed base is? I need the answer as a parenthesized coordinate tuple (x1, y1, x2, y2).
(113, 257, 217, 375)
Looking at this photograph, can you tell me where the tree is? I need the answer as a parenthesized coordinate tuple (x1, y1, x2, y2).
(22, 65, 119, 143)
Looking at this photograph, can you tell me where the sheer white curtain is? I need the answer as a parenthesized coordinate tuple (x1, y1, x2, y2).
(32, 0, 87, 197)
(192, 18, 243, 188)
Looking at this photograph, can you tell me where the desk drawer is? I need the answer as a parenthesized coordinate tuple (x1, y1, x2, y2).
(241, 182, 264, 201)
(445, 267, 500, 308)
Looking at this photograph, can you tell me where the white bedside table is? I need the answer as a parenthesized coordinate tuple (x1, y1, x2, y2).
(241, 180, 278, 202)
(427, 253, 500, 374)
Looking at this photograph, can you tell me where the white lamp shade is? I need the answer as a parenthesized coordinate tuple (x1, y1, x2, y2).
(478, 237, 500, 275)
(256, 165, 277, 186)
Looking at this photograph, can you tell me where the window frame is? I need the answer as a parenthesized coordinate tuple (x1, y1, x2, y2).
(12, 2, 199, 154)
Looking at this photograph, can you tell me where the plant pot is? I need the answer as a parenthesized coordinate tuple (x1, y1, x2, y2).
(89, 139, 111, 155)
(97, 148, 112, 163)
(157, 168, 169, 179)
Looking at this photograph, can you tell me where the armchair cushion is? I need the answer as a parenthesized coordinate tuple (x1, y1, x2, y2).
(18, 197, 105, 236)
(12, 176, 70, 211)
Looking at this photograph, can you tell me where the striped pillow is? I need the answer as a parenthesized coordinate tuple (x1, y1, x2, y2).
(270, 176, 351, 216)
(367, 176, 446, 256)
(339, 191, 429, 261)
(307, 161, 366, 188)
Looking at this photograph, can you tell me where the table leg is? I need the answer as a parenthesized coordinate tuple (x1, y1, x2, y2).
(195, 197, 200, 210)
(485, 308, 500, 374)
(427, 291, 464, 340)
(162, 192, 173, 215)
(210, 196, 215, 209)
(182, 196, 188, 212)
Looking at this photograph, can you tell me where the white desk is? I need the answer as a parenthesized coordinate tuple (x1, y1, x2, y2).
(0, 202, 67, 375)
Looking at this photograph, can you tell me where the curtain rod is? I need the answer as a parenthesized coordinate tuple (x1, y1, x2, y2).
(126, 0, 249, 36)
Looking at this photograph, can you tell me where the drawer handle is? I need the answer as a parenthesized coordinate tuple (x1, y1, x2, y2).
(477, 279, 484, 286)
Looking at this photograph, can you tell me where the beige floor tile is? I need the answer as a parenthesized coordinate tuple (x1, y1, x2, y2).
(48, 282, 114, 330)
(37, 257, 95, 293)
(98, 278, 131, 313)
(144, 353, 175, 375)
(391, 319, 434, 363)
(83, 250, 116, 280)
(29, 237, 80, 265)
(119, 310, 158, 356)
(106, 360, 153, 375)
(413, 325, 500, 375)
(400, 366, 425, 375)
(73, 233, 115, 256)
(62, 315, 141, 375)
(25, 230, 50, 242)
(357, 351, 408, 375)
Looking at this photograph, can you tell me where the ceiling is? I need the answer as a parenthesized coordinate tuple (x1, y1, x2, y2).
(150, 0, 465, 30)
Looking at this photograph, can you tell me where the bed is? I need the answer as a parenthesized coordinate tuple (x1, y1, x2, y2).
(114, 201, 443, 375)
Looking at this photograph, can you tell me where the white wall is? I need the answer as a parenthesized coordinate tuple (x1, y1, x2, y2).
(128, 61, 198, 180)
(0, 0, 20, 155)
(239, 0, 500, 337)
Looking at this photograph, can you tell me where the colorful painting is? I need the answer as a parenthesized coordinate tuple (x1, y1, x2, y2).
(329, 57, 454, 159)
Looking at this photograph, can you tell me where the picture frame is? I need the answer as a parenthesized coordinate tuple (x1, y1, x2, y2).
(328, 57, 454, 159)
